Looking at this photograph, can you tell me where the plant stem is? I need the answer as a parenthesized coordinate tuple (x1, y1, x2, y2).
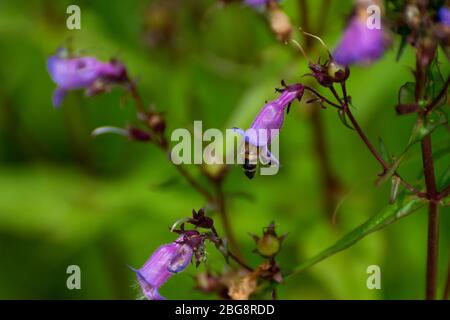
(214, 181, 243, 258)
(126, 79, 214, 201)
(310, 107, 342, 220)
(332, 85, 389, 170)
(304, 86, 341, 109)
(316, 0, 331, 36)
(228, 251, 253, 272)
(299, 0, 313, 48)
(415, 49, 440, 300)
(421, 135, 440, 300)
(444, 259, 450, 300)
(211, 226, 253, 272)
(172, 161, 214, 201)
(330, 84, 427, 199)
(127, 79, 147, 115)
(298, 6, 343, 221)
(440, 185, 450, 199)
(271, 287, 277, 300)
(126, 77, 247, 272)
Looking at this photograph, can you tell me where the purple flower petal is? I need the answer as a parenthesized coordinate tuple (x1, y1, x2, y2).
(438, 7, 450, 26)
(240, 85, 304, 148)
(167, 244, 193, 273)
(132, 237, 193, 300)
(244, 0, 270, 7)
(333, 15, 386, 66)
(52, 88, 67, 108)
(47, 52, 126, 107)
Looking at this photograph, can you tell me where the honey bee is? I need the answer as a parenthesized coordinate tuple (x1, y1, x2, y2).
(234, 127, 278, 179)
(242, 140, 259, 179)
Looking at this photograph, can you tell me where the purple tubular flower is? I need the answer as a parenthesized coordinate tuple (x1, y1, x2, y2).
(244, 0, 278, 9)
(47, 53, 126, 107)
(333, 14, 386, 66)
(438, 7, 450, 26)
(131, 236, 193, 300)
(234, 83, 304, 165)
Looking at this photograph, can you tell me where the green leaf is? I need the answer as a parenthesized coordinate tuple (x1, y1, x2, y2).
(396, 82, 420, 115)
(407, 110, 448, 146)
(376, 110, 448, 186)
(438, 165, 450, 191)
(398, 82, 416, 106)
(395, 34, 408, 62)
(426, 57, 446, 107)
(389, 176, 401, 204)
(378, 137, 393, 165)
(442, 197, 450, 207)
(337, 109, 354, 130)
(286, 195, 427, 276)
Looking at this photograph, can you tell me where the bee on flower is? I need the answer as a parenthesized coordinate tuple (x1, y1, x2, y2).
(234, 82, 304, 179)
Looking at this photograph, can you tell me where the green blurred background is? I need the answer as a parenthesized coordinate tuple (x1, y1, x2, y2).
(0, 0, 448, 299)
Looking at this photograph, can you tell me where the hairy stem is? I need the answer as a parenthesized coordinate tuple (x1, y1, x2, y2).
(330, 84, 427, 199)
(126, 79, 214, 200)
(415, 50, 440, 300)
(332, 85, 389, 169)
(211, 226, 253, 271)
(127, 79, 147, 115)
(304, 86, 341, 109)
(421, 135, 440, 300)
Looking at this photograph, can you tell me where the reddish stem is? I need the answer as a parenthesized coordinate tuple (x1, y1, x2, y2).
(421, 135, 440, 300)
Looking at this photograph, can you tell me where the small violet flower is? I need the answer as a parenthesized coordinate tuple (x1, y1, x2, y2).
(244, 0, 278, 9)
(438, 7, 450, 26)
(234, 83, 304, 166)
(47, 51, 127, 107)
(333, 10, 387, 66)
(131, 235, 194, 300)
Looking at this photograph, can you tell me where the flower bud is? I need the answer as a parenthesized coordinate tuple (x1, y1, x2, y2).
(128, 127, 152, 142)
(268, 8, 292, 42)
(250, 221, 287, 257)
(405, 5, 420, 29)
(327, 61, 350, 82)
(256, 234, 280, 257)
(148, 113, 166, 133)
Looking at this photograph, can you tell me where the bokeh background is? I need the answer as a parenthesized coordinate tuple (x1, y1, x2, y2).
(0, 0, 449, 299)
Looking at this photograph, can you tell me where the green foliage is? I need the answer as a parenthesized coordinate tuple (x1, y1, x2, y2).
(0, 0, 449, 300)
(287, 194, 427, 276)
(377, 110, 448, 186)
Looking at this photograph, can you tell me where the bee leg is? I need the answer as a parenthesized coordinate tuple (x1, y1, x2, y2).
(261, 148, 279, 168)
